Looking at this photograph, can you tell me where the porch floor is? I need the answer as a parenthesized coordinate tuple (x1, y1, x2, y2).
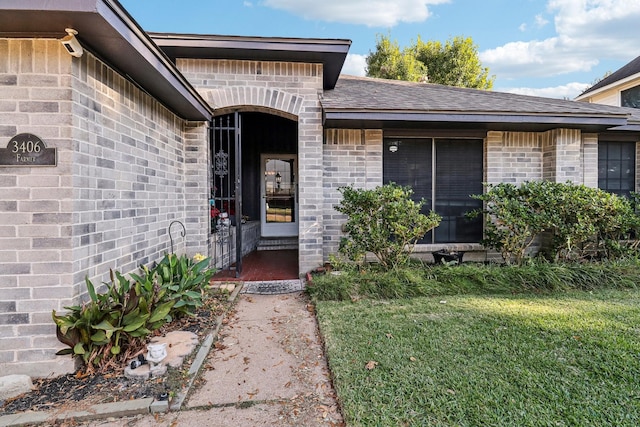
(211, 249, 299, 281)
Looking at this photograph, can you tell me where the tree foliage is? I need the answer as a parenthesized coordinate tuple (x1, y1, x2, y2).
(365, 35, 427, 82)
(366, 34, 495, 89)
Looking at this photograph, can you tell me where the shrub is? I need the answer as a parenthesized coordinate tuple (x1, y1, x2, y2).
(471, 181, 639, 264)
(596, 191, 640, 259)
(52, 253, 214, 373)
(469, 182, 551, 264)
(335, 184, 441, 270)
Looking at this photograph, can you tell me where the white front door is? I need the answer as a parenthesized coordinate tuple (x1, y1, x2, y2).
(261, 154, 298, 237)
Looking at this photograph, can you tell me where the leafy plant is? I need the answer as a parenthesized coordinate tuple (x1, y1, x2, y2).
(53, 253, 215, 372)
(595, 191, 640, 258)
(335, 184, 441, 270)
(52, 270, 174, 372)
(151, 253, 214, 317)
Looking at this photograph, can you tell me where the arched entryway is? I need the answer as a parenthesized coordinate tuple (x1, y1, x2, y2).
(210, 110, 298, 278)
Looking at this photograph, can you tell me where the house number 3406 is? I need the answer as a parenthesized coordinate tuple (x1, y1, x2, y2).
(10, 139, 42, 154)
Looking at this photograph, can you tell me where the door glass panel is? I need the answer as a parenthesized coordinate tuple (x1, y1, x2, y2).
(264, 158, 295, 223)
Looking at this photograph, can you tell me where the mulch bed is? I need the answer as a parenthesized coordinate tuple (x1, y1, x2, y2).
(0, 288, 235, 416)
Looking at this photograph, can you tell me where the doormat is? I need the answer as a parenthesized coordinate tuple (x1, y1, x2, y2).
(240, 279, 304, 295)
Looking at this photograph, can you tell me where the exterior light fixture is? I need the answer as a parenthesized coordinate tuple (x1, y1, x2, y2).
(60, 28, 83, 58)
(275, 172, 282, 190)
(388, 141, 399, 152)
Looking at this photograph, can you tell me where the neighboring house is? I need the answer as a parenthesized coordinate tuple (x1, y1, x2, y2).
(576, 55, 640, 109)
(576, 56, 640, 197)
(1, 0, 640, 377)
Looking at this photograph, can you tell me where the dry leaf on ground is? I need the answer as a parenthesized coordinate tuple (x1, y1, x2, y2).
(365, 360, 378, 370)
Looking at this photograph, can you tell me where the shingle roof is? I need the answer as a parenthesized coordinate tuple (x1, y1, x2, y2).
(320, 75, 640, 132)
(323, 75, 628, 117)
(578, 55, 640, 97)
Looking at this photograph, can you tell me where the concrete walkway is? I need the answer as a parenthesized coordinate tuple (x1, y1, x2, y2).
(82, 292, 343, 426)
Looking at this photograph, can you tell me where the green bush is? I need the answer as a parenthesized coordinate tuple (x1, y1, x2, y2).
(335, 184, 441, 270)
(471, 181, 639, 264)
(52, 253, 214, 373)
(469, 181, 550, 264)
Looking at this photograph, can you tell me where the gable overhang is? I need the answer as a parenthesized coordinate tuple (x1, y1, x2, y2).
(322, 110, 629, 133)
(151, 33, 351, 90)
(0, 0, 211, 120)
(575, 72, 640, 101)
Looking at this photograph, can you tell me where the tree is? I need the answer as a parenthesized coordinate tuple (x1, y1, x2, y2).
(365, 35, 427, 82)
(366, 34, 495, 90)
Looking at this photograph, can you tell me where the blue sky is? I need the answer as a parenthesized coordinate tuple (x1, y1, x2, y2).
(120, 0, 640, 99)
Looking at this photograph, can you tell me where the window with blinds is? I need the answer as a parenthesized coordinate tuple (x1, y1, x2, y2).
(598, 141, 636, 197)
(383, 138, 483, 244)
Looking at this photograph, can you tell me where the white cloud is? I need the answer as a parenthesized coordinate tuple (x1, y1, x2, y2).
(502, 81, 591, 99)
(534, 14, 549, 28)
(341, 54, 368, 76)
(243, 1, 253, 7)
(262, 0, 450, 27)
(481, 0, 640, 80)
(481, 38, 599, 78)
(518, 14, 547, 33)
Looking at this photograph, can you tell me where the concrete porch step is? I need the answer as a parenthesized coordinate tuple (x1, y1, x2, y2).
(257, 237, 298, 251)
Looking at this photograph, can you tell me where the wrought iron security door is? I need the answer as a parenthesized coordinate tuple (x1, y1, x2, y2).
(211, 112, 242, 275)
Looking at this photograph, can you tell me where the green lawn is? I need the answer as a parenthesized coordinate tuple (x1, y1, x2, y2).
(315, 289, 640, 426)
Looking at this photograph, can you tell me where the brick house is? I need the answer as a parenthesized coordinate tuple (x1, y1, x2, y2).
(1, 1, 640, 376)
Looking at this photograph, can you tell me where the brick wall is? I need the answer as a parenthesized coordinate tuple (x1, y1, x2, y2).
(582, 133, 598, 188)
(0, 39, 206, 376)
(70, 51, 208, 286)
(487, 129, 593, 186)
(184, 122, 210, 256)
(322, 129, 383, 259)
(486, 131, 543, 185)
(0, 39, 76, 376)
(543, 129, 583, 184)
(177, 59, 324, 274)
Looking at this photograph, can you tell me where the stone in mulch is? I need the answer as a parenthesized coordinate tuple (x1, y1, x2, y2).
(0, 375, 33, 401)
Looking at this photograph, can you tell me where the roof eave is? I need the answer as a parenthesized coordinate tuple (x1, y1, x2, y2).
(605, 124, 640, 132)
(323, 110, 629, 132)
(0, 0, 212, 120)
(151, 33, 351, 90)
